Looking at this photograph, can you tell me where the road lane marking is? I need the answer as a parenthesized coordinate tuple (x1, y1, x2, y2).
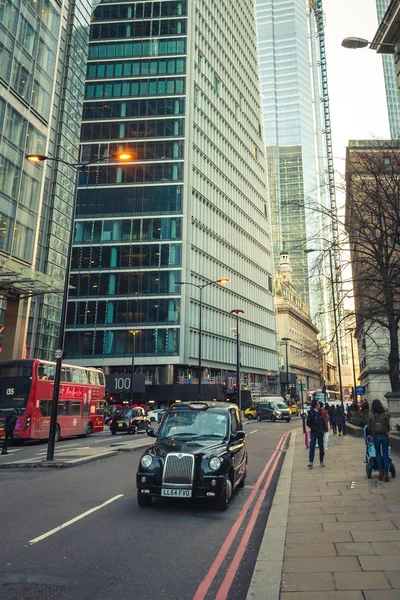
(249, 430, 258, 434)
(216, 451, 283, 600)
(192, 430, 290, 600)
(29, 494, 124, 545)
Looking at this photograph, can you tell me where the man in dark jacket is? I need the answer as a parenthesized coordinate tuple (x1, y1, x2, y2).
(307, 399, 327, 468)
(1, 409, 18, 455)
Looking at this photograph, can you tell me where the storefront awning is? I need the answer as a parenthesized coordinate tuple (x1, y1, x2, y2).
(0, 257, 65, 299)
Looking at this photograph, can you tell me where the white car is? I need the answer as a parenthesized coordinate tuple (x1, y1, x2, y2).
(147, 409, 166, 423)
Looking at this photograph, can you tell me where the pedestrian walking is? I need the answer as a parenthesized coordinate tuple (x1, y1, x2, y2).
(307, 399, 328, 468)
(368, 399, 391, 482)
(328, 403, 335, 433)
(334, 404, 343, 436)
(1, 409, 18, 455)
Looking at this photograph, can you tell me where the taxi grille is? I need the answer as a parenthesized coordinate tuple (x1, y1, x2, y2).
(163, 453, 194, 485)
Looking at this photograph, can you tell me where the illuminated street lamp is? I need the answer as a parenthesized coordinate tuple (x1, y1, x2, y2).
(176, 278, 228, 398)
(25, 150, 133, 461)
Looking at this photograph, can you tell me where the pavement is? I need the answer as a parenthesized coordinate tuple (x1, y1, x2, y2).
(248, 427, 400, 599)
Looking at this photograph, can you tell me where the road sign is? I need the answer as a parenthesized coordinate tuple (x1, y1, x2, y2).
(355, 385, 366, 395)
(55, 349, 63, 360)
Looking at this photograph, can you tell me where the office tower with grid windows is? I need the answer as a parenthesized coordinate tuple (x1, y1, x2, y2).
(376, 0, 400, 139)
(65, 0, 279, 397)
(255, 0, 335, 343)
(0, 0, 91, 359)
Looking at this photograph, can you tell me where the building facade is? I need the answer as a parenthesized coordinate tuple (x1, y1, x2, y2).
(255, 0, 336, 346)
(345, 140, 400, 404)
(65, 0, 279, 398)
(376, 0, 400, 138)
(275, 250, 322, 396)
(0, 0, 92, 359)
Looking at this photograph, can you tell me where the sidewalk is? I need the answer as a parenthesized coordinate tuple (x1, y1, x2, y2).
(281, 430, 400, 599)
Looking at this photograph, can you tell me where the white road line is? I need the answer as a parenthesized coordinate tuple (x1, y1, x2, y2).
(29, 494, 124, 545)
(250, 430, 258, 434)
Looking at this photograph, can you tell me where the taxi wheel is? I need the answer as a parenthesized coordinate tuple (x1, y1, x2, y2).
(137, 491, 152, 507)
(271, 415, 276, 423)
(216, 478, 232, 511)
(111, 431, 117, 436)
(257, 415, 262, 422)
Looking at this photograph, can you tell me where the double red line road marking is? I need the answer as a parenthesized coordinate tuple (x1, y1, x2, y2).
(193, 430, 291, 600)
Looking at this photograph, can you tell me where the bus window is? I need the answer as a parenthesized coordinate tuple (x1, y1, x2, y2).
(62, 368, 73, 382)
(71, 369, 81, 384)
(80, 370, 89, 385)
(69, 402, 81, 416)
(39, 363, 55, 380)
(98, 371, 105, 386)
(89, 371, 99, 386)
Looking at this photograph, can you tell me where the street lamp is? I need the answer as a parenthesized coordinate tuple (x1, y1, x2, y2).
(231, 309, 245, 410)
(129, 330, 141, 404)
(345, 327, 358, 405)
(175, 278, 228, 398)
(26, 150, 133, 461)
(341, 37, 399, 51)
(280, 337, 292, 400)
(305, 248, 345, 430)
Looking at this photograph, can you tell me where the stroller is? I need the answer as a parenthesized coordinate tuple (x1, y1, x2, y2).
(364, 425, 396, 479)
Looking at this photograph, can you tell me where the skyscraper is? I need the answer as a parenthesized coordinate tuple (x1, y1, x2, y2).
(0, 0, 92, 359)
(255, 0, 335, 343)
(376, 0, 400, 139)
(66, 0, 279, 397)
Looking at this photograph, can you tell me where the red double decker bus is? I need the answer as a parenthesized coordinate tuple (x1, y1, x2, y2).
(0, 359, 105, 442)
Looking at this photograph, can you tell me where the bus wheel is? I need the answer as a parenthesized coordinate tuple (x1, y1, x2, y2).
(86, 423, 93, 437)
(55, 424, 61, 443)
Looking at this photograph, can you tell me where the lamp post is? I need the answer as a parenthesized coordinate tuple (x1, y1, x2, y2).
(281, 337, 291, 400)
(231, 309, 245, 410)
(341, 37, 398, 51)
(26, 150, 133, 461)
(129, 330, 141, 404)
(175, 278, 228, 398)
(299, 377, 306, 433)
(305, 248, 345, 431)
(345, 327, 358, 405)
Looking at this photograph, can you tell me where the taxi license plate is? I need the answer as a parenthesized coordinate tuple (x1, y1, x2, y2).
(161, 488, 192, 498)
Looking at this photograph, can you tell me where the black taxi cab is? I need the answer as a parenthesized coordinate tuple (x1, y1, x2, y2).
(136, 401, 247, 510)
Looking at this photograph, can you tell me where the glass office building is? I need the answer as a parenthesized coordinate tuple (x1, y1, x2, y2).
(255, 0, 333, 339)
(0, 0, 91, 359)
(66, 0, 279, 389)
(376, 0, 400, 139)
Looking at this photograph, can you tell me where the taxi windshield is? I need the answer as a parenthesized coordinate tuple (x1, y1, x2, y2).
(158, 409, 228, 439)
(274, 403, 287, 409)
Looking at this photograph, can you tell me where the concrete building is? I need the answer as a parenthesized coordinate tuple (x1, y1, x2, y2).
(65, 0, 279, 401)
(375, 0, 400, 139)
(275, 250, 322, 397)
(0, 0, 92, 359)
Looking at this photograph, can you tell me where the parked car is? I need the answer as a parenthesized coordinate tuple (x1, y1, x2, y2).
(110, 406, 151, 435)
(136, 401, 247, 510)
(244, 405, 257, 420)
(147, 409, 166, 423)
(256, 397, 291, 422)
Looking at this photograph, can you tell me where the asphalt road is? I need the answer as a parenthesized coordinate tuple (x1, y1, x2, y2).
(0, 419, 299, 600)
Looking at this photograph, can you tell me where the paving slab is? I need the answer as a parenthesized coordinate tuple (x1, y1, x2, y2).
(334, 571, 391, 590)
(280, 593, 363, 600)
(364, 592, 400, 600)
(281, 572, 335, 592)
(371, 541, 400, 554)
(284, 543, 337, 558)
(323, 520, 396, 532)
(335, 542, 375, 556)
(358, 555, 400, 571)
(283, 557, 360, 573)
(286, 531, 353, 545)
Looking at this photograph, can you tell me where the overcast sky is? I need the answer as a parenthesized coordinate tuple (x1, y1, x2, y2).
(324, 0, 390, 173)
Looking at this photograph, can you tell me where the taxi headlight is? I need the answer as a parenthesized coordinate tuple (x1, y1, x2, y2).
(141, 454, 153, 468)
(276, 410, 281, 415)
(209, 457, 222, 470)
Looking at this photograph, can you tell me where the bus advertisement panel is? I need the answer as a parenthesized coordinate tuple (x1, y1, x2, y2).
(0, 359, 105, 442)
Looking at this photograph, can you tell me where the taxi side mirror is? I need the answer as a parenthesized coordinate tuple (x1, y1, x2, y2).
(234, 430, 245, 441)
(147, 428, 157, 438)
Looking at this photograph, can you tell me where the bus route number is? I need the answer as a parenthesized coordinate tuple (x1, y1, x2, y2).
(6, 388, 15, 395)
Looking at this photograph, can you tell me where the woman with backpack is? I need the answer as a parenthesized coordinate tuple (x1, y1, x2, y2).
(368, 399, 391, 482)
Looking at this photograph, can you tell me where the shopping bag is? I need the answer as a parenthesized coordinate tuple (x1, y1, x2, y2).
(305, 430, 311, 448)
(323, 431, 329, 451)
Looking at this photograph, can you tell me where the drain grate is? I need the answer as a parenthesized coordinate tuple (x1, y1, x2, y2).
(3, 583, 66, 600)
